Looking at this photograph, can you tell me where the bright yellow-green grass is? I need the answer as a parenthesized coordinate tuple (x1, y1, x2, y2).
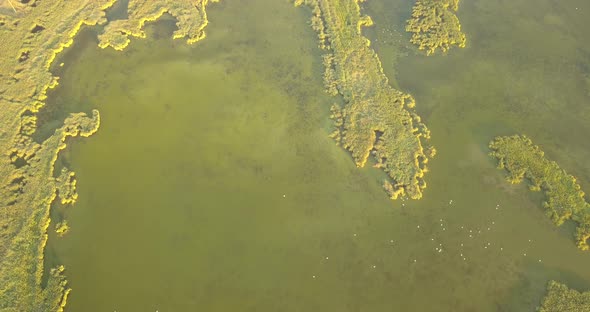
(98, 0, 218, 51)
(294, 0, 434, 200)
(489, 135, 590, 250)
(54, 220, 69, 237)
(406, 0, 466, 55)
(0, 1, 216, 310)
(55, 167, 78, 205)
(539, 281, 590, 312)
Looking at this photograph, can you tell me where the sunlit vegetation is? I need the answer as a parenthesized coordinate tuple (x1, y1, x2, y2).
(294, 0, 434, 200)
(405, 0, 466, 55)
(55, 220, 70, 237)
(489, 135, 590, 250)
(0, 1, 215, 310)
(98, 0, 219, 51)
(539, 281, 590, 312)
(55, 168, 78, 205)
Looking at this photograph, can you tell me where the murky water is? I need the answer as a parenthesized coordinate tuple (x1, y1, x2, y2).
(43, 0, 590, 311)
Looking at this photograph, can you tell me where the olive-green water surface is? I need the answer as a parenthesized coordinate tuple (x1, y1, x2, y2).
(365, 0, 590, 309)
(43, 0, 590, 311)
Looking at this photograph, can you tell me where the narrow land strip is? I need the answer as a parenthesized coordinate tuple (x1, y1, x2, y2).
(489, 135, 590, 250)
(295, 0, 435, 200)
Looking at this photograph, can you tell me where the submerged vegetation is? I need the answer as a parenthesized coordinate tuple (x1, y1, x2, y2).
(405, 0, 466, 55)
(489, 135, 590, 250)
(539, 281, 590, 312)
(0, 0, 587, 310)
(0, 0, 216, 310)
(294, 0, 434, 200)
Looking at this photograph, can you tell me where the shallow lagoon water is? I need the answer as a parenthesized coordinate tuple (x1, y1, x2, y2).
(42, 0, 590, 311)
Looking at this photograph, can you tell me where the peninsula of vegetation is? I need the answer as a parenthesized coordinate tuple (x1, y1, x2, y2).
(294, 0, 435, 200)
(98, 0, 217, 51)
(489, 135, 590, 250)
(0, 1, 216, 310)
(539, 281, 590, 312)
(406, 0, 466, 55)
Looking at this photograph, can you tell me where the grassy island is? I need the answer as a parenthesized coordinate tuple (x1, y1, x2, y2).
(294, 0, 434, 200)
(539, 281, 590, 312)
(0, 1, 216, 310)
(406, 0, 466, 55)
(489, 135, 590, 250)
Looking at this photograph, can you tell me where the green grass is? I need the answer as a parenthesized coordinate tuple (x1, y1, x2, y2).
(0, 1, 215, 310)
(98, 0, 218, 51)
(405, 0, 466, 55)
(539, 281, 590, 312)
(295, 0, 434, 200)
(490, 135, 590, 250)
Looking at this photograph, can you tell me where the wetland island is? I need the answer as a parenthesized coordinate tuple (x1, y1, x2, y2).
(1, 0, 590, 311)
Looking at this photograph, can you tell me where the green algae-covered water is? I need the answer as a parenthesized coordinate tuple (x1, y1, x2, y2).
(41, 0, 590, 311)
